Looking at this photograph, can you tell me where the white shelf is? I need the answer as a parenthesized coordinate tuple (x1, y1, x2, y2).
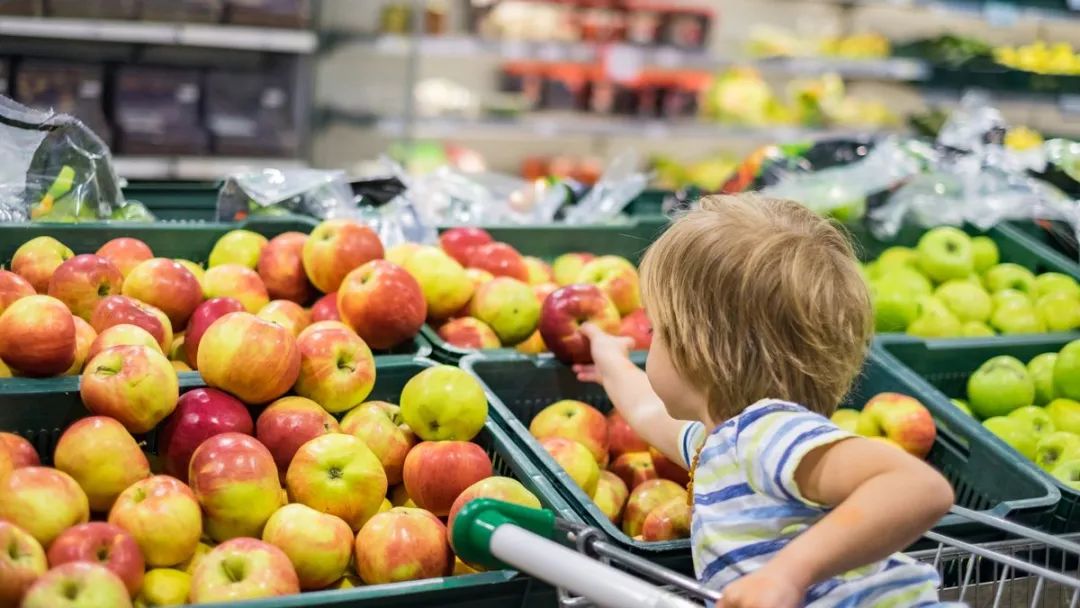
(0, 16, 317, 53)
(113, 156, 308, 181)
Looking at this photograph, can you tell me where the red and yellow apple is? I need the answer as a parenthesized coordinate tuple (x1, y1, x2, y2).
(0, 432, 39, 468)
(523, 256, 554, 285)
(183, 297, 245, 369)
(437, 317, 500, 350)
(619, 309, 652, 350)
(64, 316, 96, 376)
(0, 269, 35, 315)
(302, 219, 385, 293)
(856, 392, 937, 459)
(188, 433, 282, 542)
(0, 467, 89, 546)
(262, 504, 352, 591)
(386, 242, 422, 267)
(608, 410, 649, 459)
(91, 295, 171, 352)
(340, 401, 417, 486)
(285, 433, 387, 531)
(404, 247, 474, 320)
(108, 475, 202, 568)
(11, 236, 73, 293)
(80, 344, 179, 434)
(466, 268, 495, 290)
(532, 282, 558, 304)
(188, 538, 299, 603)
(158, 388, 253, 482)
(0, 295, 75, 376)
(609, 451, 659, 491)
(439, 227, 492, 266)
(96, 237, 153, 278)
(649, 447, 690, 486)
(203, 264, 270, 314)
(46, 522, 144, 596)
(256, 396, 341, 476)
(294, 323, 375, 413)
(469, 277, 540, 346)
(515, 329, 547, 354)
(0, 521, 47, 607)
(402, 441, 492, 517)
(53, 416, 150, 512)
(530, 399, 609, 466)
(208, 229, 268, 269)
(468, 242, 529, 282)
(641, 496, 691, 541)
(122, 258, 203, 328)
(21, 562, 132, 608)
(86, 323, 162, 361)
(552, 252, 595, 286)
(593, 471, 629, 524)
(622, 479, 687, 537)
(338, 260, 426, 350)
(135, 568, 190, 608)
(539, 284, 620, 364)
(46, 254, 123, 321)
(540, 437, 600, 496)
(578, 255, 641, 316)
(354, 507, 453, 585)
(257, 232, 312, 304)
(197, 312, 300, 404)
(310, 292, 340, 322)
(400, 365, 488, 442)
(257, 300, 311, 338)
(446, 476, 541, 548)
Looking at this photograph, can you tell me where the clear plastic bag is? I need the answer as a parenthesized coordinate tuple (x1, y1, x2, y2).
(563, 151, 648, 225)
(215, 168, 354, 221)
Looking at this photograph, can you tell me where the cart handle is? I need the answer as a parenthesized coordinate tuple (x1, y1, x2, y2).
(452, 498, 559, 570)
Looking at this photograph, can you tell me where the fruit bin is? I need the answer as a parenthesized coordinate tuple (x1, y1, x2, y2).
(876, 334, 1080, 533)
(122, 182, 221, 222)
(461, 348, 1061, 574)
(0, 357, 575, 608)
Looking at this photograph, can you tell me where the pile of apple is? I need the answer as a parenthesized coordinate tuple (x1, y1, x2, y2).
(829, 392, 937, 459)
(418, 227, 652, 359)
(0, 357, 558, 607)
(955, 339, 1080, 490)
(525, 400, 691, 541)
(866, 226, 1080, 337)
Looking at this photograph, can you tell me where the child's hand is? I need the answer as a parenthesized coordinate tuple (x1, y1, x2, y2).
(716, 568, 804, 608)
(573, 323, 634, 383)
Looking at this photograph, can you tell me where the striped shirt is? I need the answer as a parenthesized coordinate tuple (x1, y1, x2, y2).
(678, 399, 944, 607)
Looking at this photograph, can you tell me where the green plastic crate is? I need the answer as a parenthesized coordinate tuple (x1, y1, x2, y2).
(122, 181, 220, 222)
(462, 348, 1060, 573)
(0, 358, 570, 608)
(876, 334, 1080, 532)
(1006, 220, 1078, 264)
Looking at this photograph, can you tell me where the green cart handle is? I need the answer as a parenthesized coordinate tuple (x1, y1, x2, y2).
(451, 498, 558, 571)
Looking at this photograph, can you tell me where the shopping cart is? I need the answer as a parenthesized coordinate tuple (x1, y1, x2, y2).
(452, 499, 1080, 608)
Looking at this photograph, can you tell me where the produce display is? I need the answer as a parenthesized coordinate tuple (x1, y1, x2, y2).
(866, 227, 1080, 337)
(747, 27, 891, 59)
(994, 42, 1080, 76)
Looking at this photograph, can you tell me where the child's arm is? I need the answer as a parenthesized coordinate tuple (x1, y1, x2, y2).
(719, 437, 954, 608)
(577, 324, 689, 466)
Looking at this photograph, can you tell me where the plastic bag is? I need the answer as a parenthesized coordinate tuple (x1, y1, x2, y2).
(215, 168, 354, 221)
(563, 151, 648, 225)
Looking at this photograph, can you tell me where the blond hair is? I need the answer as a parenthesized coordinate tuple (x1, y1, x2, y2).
(640, 194, 872, 420)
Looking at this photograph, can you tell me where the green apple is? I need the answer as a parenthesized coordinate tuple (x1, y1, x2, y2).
(1051, 459, 1080, 490)
(1053, 340, 1080, 401)
(991, 289, 1030, 311)
(864, 261, 882, 281)
(950, 398, 973, 417)
(1046, 398, 1080, 435)
(876, 246, 919, 271)
(990, 304, 1045, 335)
(399, 365, 488, 442)
(870, 283, 918, 332)
(971, 236, 1000, 274)
(1035, 273, 1080, 299)
(1035, 432, 1080, 471)
(906, 296, 962, 338)
(982, 416, 1037, 459)
(1008, 405, 1056, 438)
(1028, 353, 1058, 405)
(935, 280, 992, 323)
(916, 227, 974, 283)
(984, 263, 1037, 295)
(830, 408, 861, 433)
(873, 267, 932, 297)
(961, 321, 995, 337)
(967, 356, 1035, 418)
(1036, 292, 1080, 332)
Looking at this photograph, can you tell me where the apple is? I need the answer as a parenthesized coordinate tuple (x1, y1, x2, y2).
(400, 365, 488, 441)
(108, 476, 202, 568)
(961, 321, 995, 337)
(608, 410, 649, 459)
(86, 323, 162, 361)
(985, 263, 1037, 295)
(539, 284, 621, 364)
(294, 322, 375, 413)
(198, 312, 300, 404)
(389, 484, 414, 508)
(257, 300, 311, 337)
(179, 542, 213, 576)
(1035, 272, 1080, 299)
(256, 396, 341, 476)
(47, 254, 123, 321)
(1027, 353, 1058, 406)
(468, 268, 496, 289)
(438, 317, 500, 349)
(340, 401, 417, 486)
(875, 246, 919, 271)
(1051, 459, 1080, 491)
(1036, 292, 1080, 332)
(203, 264, 270, 314)
(934, 280, 992, 323)
(906, 296, 962, 338)
(135, 568, 190, 608)
(855, 393, 937, 459)
(47, 523, 144, 596)
(991, 302, 1046, 335)
(530, 399, 609, 466)
(870, 282, 919, 332)
(577, 256, 641, 316)
(337, 260, 426, 350)
(21, 562, 132, 608)
(968, 355, 1035, 419)
(91, 295, 171, 352)
(302, 219, 385, 293)
(971, 236, 999, 273)
(0, 295, 75, 376)
(649, 447, 690, 486)
(552, 252, 595, 286)
(641, 496, 691, 541)
(0, 467, 89, 546)
(64, 317, 96, 375)
(257, 232, 312, 303)
(183, 297, 245, 369)
(439, 227, 493, 266)
(983, 416, 1037, 460)
(96, 238, 153, 279)
(515, 329, 547, 354)
(0, 432, 39, 468)
(11, 236, 74, 293)
(592, 471, 629, 524)
(915, 227, 974, 283)
(189, 433, 282, 541)
(831, 408, 861, 433)
(172, 360, 192, 373)
(533, 281, 558, 303)
(285, 433, 387, 531)
(523, 256, 554, 285)
(540, 437, 600, 495)
(208, 229, 267, 269)
(121, 258, 203, 328)
(1046, 398, 1080, 435)
(622, 479, 687, 538)
(0, 269, 35, 315)
(1008, 405, 1056, 439)
(299, 320, 351, 339)
(1034, 432, 1080, 471)
(469, 277, 541, 346)
(619, 309, 652, 350)
(609, 451, 658, 490)
(80, 345, 178, 434)
(445, 477, 541, 548)
(402, 441, 492, 517)
(262, 503, 353, 590)
(189, 538, 299, 603)
(386, 242, 422, 267)
(158, 388, 253, 482)
(354, 507, 452, 585)
(0, 521, 46, 607)
(404, 246, 475, 320)
(53, 416, 150, 512)
(467, 242, 529, 282)
(311, 292, 341, 322)
(175, 259, 205, 291)
(0, 444, 10, 482)
(950, 398, 973, 417)
(873, 267, 932, 297)
(1055, 340, 1080, 401)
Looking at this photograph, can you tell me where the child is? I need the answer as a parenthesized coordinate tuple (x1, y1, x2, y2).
(577, 194, 955, 608)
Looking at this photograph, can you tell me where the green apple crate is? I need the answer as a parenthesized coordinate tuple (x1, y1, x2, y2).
(0, 357, 577, 608)
(876, 334, 1080, 533)
(122, 182, 221, 222)
(461, 347, 1061, 575)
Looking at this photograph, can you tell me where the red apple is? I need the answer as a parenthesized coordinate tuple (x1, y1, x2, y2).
(619, 309, 652, 350)
(402, 441, 493, 517)
(294, 322, 375, 414)
(310, 292, 340, 322)
(437, 317, 500, 350)
(45, 254, 122, 321)
(439, 227, 493, 266)
(859, 392, 938, 459)
(641, 496, 691, 541)
(197, 312, 300, 404)
(539, 284, 621, 364)
(340, 401, 417, 486)
(608, 410, 649, 459)
(108, 475, 202, 568)
(86, 323, 162, 361)
(0, 432, 39, 468)
(530, 399, 609, 466)
(11, 236, 73, 293)
(64, 316, 97, 376)
(158, 387, 253, 482)
(257, 232, 313, 304)
(578, 255, 641, 316)
(610, 452, 658, 491)
(262, 503, 352, 591)
(0, 270, 35, 315)
(256, 396, 341, 476)
(0, 521, 47, 607)
(183, 297, 245, 369)
(622, 479, 687, 538)
(80, 345, 179, 434)
(468, 242, 529, 282)
(91, 295, 171, 352)
(354, 507, 452, 585)
(257, 300, 311, 337)
(188, 433, 282, 542)
(53, 416, 150, 512)
(540, 437, 600, 495)
(649, 446, 690, 486)
(189, 538, 298, 603)
(285, 433, 388, 531)
(0, 295, 75, 376)
(47, 523, 144, 596)
(337, 260, 426, 350)
(302, 219, 385, 293)
(203, 264, 269, 314)
(0, 467, 89, 547)
(446, 476, 541, 548)
(593, 471, 629, 524)
(21, 562, 132, 608)
(122, 258, 203, 328)
(96, 237, 153, 278)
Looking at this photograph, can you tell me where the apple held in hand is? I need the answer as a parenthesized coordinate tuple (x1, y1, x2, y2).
(158, 388, 253, 482)
(968, 356, 1036, 419)
(403, 441, 492, 517)
(0, 467, 89, 547)
(338, 260, 426, 350)
(341, 401, 417, 486)
(439, 227, 493, 266)
(577, 255, 641, 316)
(122, 258, 203, 328)
(47, 522, 144, 596)
(189, 538, 299, 603)
(622, 479, 688, 538)
(54, 416, 150, 512)
(203, 264, 270, 314)
(619, 309, 652, 350)
(610, 451, 658, 490)
(0, 295, 75, 376)
(311, 292, 340, 322)
(446, 476, 541, 549)
(256, 396, 341, 476)
(593, 471, 629, 524)
(108, 475, 202, 568)
(209, 229, 268, 269)
(257, 232, 313, 304)
(0, 521, 46, 608)
(404, 246, 475, 321)
(184, 297, 245, 369)
(855, 393, 937, 459)
(11, 236, 74, 293)
(262, 504, 353, 591)
(198, 312, 300, 404)
(96, 237, 153, 279)
(400, 365, 488, 441)
(47, 254, 123, 321)
(294, 323, 375, 414)
(21, 562, 132, 608)
(257, 300, 311, 337)
(0, 269, 35, 315)
(188, 433, 282, 542)
(354, 507, 453, 585)
(0, 432, 39, 468)
(91, 295, 171, 352)
(80, 344, 179, 434)
(470, 277, 541, 346)
(438, 317, 500, 350)
(303, 219, 385, 293)
(530, 399, 609, 466)
(541, 437, 600, 496)
(286, 433, 387, 531)
(539, 284, 621, 364)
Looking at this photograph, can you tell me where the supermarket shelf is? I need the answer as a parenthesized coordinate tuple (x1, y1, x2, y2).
(0, 16, 317, 53)
(112, 156, 309, 181)
(806, 0, 1077, 21)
